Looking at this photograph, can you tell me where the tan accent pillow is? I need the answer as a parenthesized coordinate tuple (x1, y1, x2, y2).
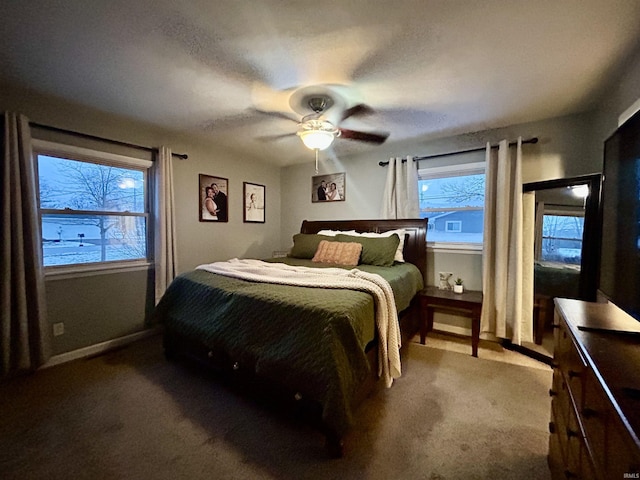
(312, 240, 362, 266)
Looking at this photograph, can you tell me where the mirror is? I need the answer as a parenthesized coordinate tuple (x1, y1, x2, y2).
(522, 175, 602, 360)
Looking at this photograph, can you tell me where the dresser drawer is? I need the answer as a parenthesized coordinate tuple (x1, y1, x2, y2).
(549, 401, 566, 477)
(581, 369, 608, 472)
(553, 316, 570, 359)
(555, 325, 587, 412)
(565, 404, 583, 479)
(579, 441, 598, 480)
(551, 368, 571, 428)
(550, 397, 569, 463)
(580, 361, 640, 477)
(607, 416, 640, 478)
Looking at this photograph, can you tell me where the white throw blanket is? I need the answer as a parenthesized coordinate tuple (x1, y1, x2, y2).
(196, 258, 401, 387)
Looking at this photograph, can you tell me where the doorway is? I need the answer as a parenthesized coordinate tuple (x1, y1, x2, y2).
(520, 175, 602, 361)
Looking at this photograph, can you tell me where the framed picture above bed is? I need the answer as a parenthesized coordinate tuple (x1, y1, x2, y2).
(312, 172, 345, 203)
(243, 182, 265, 223)
(199, 174, 229, 222)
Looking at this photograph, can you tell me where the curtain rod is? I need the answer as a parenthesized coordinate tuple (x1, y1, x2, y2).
(378, 137, 538, 166)
(29, 122, 189, 160)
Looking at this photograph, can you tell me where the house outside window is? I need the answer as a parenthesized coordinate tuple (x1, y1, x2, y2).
(418, 161, 485, 251)
(33, 140, 152, 272)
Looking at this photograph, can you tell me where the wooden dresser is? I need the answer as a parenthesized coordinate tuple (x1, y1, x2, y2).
(549, 298, 640, 479)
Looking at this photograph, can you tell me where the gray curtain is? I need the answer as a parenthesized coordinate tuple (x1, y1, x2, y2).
(1, 112, 51, 378)
(152, 146, 178, 304)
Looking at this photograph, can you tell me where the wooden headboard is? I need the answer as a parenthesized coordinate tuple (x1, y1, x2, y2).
(300, 219, 428, 284)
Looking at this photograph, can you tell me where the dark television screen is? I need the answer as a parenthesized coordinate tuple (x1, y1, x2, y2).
(599, 109, 640, 321)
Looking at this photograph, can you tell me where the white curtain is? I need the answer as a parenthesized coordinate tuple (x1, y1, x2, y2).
(533, 200, 544, 260)
(380, 156, 419, 218)
(1, 112, 51, 378)
(480, 138, 534, 344)
(153, 146, 178, 305)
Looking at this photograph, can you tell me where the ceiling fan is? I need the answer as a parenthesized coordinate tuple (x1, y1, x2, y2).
(294, 95, 389, 149)
(254, 86, 389, 169)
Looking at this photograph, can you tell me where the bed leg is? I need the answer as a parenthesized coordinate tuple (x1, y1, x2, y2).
(325, 432, 344, 458)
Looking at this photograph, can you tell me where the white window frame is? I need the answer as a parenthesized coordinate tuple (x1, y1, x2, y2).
(419, 161, 485, 254)
(33, 139, 153, 278)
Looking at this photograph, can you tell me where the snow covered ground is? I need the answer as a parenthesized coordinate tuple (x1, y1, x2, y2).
(42, 241, 142, 266)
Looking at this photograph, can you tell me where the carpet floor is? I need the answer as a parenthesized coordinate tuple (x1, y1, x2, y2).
(0, 334, 553, 480)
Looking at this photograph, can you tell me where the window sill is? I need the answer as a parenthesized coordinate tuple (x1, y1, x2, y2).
(427, 242, 483, 255)
(45, 261, 152, 281)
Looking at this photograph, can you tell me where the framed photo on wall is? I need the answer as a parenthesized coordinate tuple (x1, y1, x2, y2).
(312, 172, 345, 203)
(199, 174, 229, 222)
(243, 182, 265, 223)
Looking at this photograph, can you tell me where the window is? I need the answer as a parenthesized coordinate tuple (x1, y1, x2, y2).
(34, 140, 152, 270)
(419, 162, 485, 249)
(540, 214, 584, 265)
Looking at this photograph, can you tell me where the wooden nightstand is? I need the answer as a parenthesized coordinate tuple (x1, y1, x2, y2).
(419, 286, 483, 357)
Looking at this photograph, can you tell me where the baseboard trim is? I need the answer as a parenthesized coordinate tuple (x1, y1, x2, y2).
(502, 340, 554, 367)
(42, 328, 161, 369)
(433, 322, 471, 337)
(432, 322, 499, 342)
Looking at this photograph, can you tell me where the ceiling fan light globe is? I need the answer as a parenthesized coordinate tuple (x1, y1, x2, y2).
(298, 130, 335, 150)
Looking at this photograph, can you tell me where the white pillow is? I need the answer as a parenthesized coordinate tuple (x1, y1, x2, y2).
(317, 229, 358, 237)
(350, 229, 407, 263)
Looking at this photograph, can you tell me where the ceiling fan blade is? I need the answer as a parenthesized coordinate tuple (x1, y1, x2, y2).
(341, 103, 375, 121)
(256, 132, 297, 142)
(251, 108, 300, 123)
(339, 128, 389, 144)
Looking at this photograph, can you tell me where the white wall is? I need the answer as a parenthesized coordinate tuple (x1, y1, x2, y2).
(170, 135, 282, 271)
(593, 44, 640, 141)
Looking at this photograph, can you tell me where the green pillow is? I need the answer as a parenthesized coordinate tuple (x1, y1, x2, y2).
(335, 233, 400, 267)
(289, 233, 334, 259)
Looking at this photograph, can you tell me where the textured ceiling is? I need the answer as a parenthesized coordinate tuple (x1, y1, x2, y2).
(2, 1, 640, 166)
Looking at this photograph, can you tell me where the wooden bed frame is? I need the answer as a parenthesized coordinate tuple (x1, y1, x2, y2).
(163, 218, 428, 457)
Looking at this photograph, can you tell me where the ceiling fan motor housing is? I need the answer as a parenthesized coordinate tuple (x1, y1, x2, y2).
(306, 95, 333, 113)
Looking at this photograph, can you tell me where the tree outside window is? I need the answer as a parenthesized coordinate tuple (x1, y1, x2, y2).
(541, 214, 584, 265)
(37, 152, 149, 267)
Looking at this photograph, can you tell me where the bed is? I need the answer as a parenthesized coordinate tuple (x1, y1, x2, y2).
(154, 218, 428, 456)
(534, 260, 580, 299)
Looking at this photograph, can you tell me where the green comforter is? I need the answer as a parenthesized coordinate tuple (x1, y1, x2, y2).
(153, 259, 423, 436)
